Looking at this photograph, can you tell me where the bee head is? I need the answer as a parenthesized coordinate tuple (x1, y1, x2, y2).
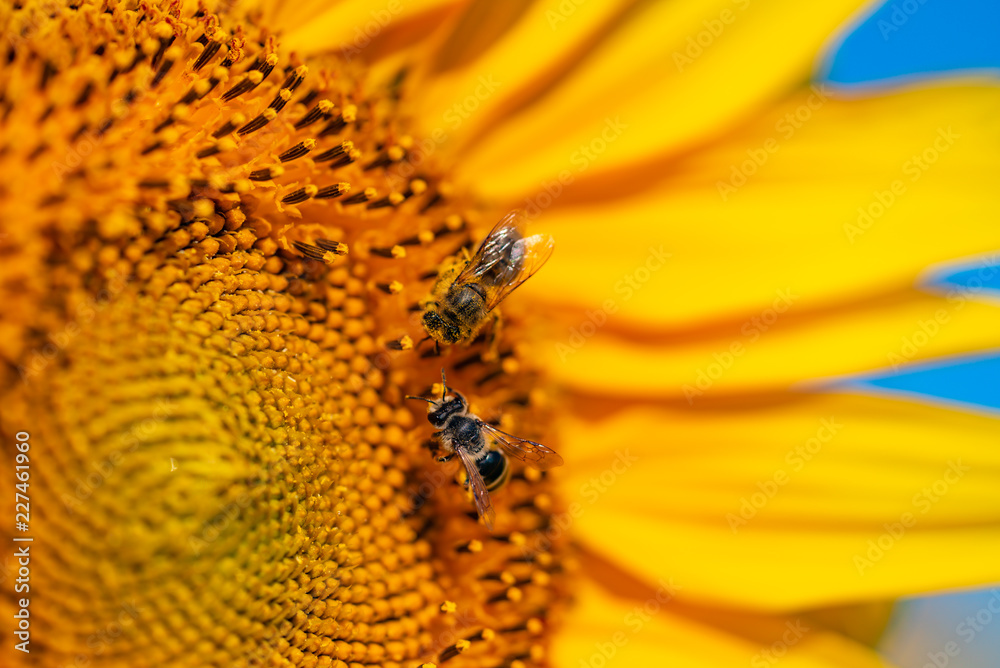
(422, 310, 462, 344)
(427, 392, 466, 428)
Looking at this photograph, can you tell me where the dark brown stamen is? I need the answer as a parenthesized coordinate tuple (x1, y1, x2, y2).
(315, 239, 347, 254)
(151, 56, 175, 87)
(385, 336, 413, 351)
(341, 187, 376, 206)
(192, 40, 221, 71)
(367, 193, 404, 210)
(297, 89, 319, 108)
(420, 191, 444, 213)
(313, 141, 352, 163)
(438, 639, 471, 663)
(278, 139, 314, 162)
(294, 100, 333, 129)
(281, 187, 314, 205)
(314, 183, 349, 199)
(249, 165, 284, 182)
(370, 245, 406, 259)
(73, 81, 93, 107)
(212, 116, 242, 138)
(196, 144, 221, 159)
(238, 109, 277, 135)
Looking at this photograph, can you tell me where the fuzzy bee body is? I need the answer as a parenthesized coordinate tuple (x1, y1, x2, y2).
(421, 210, 554, 347)
(408, 370, 562, 530)
(434, 413, 511, 492)
(422, 271, 490, 344)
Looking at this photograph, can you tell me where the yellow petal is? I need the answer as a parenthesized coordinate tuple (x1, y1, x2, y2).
(554, 582, 898, 667)
(446, 0, 873, 199)
(555, 392, 1000, 610)
(518, 84, 1000, 329)
(428, 0, 537, 73)
(410, 0, 638, 145)
(528, 290, 1000, 397)
(280, 0, 464, 59)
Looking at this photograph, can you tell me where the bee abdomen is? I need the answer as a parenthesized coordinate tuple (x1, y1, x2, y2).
(477, 450, 509, 491)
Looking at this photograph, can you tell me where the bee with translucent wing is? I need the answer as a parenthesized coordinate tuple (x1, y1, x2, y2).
(407, 369, 563, 531)
(420, 210, 554, 350)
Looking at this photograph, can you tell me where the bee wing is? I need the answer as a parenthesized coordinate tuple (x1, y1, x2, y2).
(457, 447, 496, 531)
(455, 211, 555, 313)
(455, 211, 526, 283)
(480, 422, 564, 470)
(479, 231, 554, 313)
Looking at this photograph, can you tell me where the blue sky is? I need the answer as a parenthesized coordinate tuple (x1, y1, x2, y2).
(823, 0, 1000, 86)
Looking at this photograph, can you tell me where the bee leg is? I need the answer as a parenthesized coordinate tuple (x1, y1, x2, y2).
(419, 340, 443, 358)
(422, 438, 452, 462)
(481, 311, 503, 362)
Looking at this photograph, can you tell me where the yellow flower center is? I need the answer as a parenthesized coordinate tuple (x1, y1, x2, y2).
(0, 2, 571, 666)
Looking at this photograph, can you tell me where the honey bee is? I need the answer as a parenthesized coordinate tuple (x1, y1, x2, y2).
(407, 369, 563, 530)
(421, 210, 554, 349)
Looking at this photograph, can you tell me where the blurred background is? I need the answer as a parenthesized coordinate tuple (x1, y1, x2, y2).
(820, 0, 999, 665)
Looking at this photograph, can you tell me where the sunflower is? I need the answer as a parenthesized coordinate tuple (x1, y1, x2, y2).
(1, 1, 999, 667)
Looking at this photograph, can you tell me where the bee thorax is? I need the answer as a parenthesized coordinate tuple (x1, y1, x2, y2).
(449, 416, 486, 453)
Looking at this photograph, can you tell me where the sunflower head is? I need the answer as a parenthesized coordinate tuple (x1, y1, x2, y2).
(0, 1, 572, 666)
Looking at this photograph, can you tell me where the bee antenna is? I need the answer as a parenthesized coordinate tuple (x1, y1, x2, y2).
(405, 395, 434, 404)
(439, 368, 448, 400)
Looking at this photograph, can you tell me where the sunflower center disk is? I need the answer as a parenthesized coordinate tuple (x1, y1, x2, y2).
(0, 2, 570, 666)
